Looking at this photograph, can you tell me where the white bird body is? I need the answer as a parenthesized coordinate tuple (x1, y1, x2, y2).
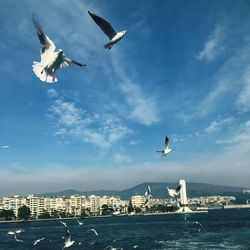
(104, 31, 127, 49)
(63, 240, 75, 249)
(15, 229, 24, 234)
(88, 11, 127, 49)
(167, 187, 178, 197)
(88, 228, 98, 236)
(157, 135, 172, 157)
(33, 237, 45, 246)
(60, 221, 67, 227)
(32, 17, 85, 83)
(7, 231, 15, 235)
(63, 230, 75, 249)
(77, 220, 83, 225)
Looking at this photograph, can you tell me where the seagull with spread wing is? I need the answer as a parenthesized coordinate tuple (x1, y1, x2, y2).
(88, 11, 127, 49)
(157, 135, 172, 157)
(63, 229, 74, 249)
(145, 185, 152, 205)
(32, 17, 86, 83)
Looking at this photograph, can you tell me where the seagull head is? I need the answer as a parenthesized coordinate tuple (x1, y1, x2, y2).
(58, 49, 63, 54)
(122, 30, 127, 36)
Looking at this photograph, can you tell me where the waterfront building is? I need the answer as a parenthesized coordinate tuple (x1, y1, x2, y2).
(89, 195, 100, 215)
(26, 195, 45, 218)
(131, 195, 146, 208)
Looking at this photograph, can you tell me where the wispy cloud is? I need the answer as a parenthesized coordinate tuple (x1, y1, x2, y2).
(236, 66, 250, 112)
(47, 90, 131, 150)
(196, 25, 224, 62)
(112, 153, 131, 164)
(204, 116, 234, 134)
(110, 52, 160, 125)
(47, 88, 58, 98)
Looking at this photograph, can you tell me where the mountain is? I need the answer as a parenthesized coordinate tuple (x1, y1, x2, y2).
(41, 182, 246, 199)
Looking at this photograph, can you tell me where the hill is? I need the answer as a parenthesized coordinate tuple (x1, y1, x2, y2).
(41, 182, 245, 199)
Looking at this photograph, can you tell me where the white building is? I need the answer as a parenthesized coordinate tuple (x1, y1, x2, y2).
(89, 195, 100, 215)
(1, 196, 27, 217)
(131, 195, 146, 208)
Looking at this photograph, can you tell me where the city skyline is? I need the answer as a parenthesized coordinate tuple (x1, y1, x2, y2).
(1, 0, 250, 196)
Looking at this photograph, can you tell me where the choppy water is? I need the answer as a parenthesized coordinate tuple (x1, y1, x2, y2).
(0, 209, 249, 249)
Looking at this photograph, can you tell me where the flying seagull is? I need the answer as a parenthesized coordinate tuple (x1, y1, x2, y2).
(144, 185, 152, 204)
(157, 135, 172, 157)
(7, 230, 15, 236)
(193, 221, 203, 232)
(14, 235, 23, 243)
(88, 11, 127, 49)
(167, 184, 182, 197)
(104, 246, 124, 250)
(63, 229, 75, 249)
(60, 221, 67, 227)
(88, 228, 98, 236)
(0, 145, 9, 149)
(32, 17, 86, 83)
(77, 220, 83, 226)
(33, 237, 45, 246)
(15, 229, 24, 234)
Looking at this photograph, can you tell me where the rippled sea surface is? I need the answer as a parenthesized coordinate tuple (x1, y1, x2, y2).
(0, 209, 249, 249)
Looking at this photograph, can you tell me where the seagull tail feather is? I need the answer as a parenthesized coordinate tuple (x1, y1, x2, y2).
(32, 62, 57, 83)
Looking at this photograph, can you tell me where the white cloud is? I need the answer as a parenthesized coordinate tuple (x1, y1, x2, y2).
(196, 25, 223, 62)
(47, 89, 58, 98)
(204, 116, 234, 134)
(110, 52, 159, 125)
(113, 153, 131, 164)
(236, 67, 250, 112)
(47, 95, 131, 150)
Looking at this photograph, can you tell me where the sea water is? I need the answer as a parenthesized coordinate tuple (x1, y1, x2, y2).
(0, 209, 249, 249)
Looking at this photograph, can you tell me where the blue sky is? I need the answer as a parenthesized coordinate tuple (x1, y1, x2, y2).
(1, 0, 250, 196)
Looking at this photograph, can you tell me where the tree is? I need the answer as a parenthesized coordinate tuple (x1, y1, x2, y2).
(134, 207, 142, 214)
(81, 208, 90, 218)
(18, 205, 31, 221)
(127, 200, 133, 214)
(38, 211, 51, 219)
(0, 209, 15, 220)
(101, 204, 114, 215)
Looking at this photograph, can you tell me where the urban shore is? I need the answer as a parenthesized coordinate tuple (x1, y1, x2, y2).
(0, 192, 241, 222)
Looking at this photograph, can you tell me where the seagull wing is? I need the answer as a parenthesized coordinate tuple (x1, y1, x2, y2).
(64, 230, 71, 244)
(175, 184, 182, 193)
(165, 135, 169, 147)
(148, 185, 151, 195)
(60, 56, 86, 68)
(88, 11, 117, 39)
(32, 17, 56, 58)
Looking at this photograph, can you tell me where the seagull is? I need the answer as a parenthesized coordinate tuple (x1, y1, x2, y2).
(77, 220, 83, 226)
(0, 145, 9, 149)
(145, 185, 152, 204)
(63, 229, 75, 249)
(104, 246, 124, 250)
(157, 135, 172, 157)
(88, 228, 98, 236)
(167, 184, 181, 197)
(33, 237, 45, 246)
(14, 235, 23, 242)
(7, 230, 15, 236)
(32, 17, 86, 83)
(88, 11, 127, 49)
(15, 229, 24, 234)
(193, 221, 203, 232)
(60, 221, 67, 227)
